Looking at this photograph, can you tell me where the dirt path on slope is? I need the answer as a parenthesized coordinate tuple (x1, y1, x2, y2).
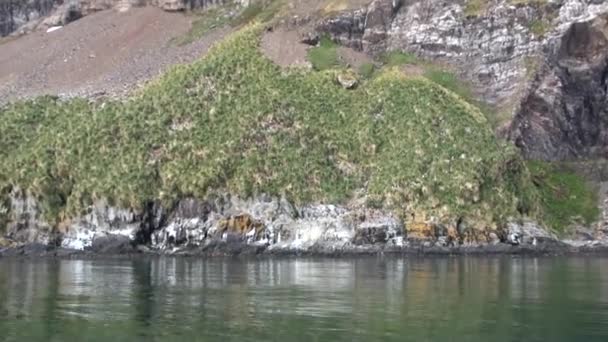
(0, 7, 231, 104)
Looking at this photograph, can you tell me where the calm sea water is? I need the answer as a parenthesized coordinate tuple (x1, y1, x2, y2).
(0, 256, 607, 341)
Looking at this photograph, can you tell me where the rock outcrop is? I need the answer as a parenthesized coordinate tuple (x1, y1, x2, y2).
(510, 12, 608, 160)
(0, 0, 59, 36)
(0, 188, 572, 255)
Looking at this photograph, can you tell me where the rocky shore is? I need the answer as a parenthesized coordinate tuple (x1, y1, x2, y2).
(1, 192, 606, 258)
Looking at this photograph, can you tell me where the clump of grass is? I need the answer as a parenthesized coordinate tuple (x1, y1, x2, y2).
(307, 35, 341, 71)
(358, 62, 376, 79)
(528, 161, 599, 233)
(0, 25, 539, 230)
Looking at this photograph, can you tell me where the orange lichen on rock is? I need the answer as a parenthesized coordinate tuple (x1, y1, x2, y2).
(218, 214, 265, 238)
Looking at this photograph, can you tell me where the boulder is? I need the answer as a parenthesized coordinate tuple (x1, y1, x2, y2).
(336, 71, 358, 89)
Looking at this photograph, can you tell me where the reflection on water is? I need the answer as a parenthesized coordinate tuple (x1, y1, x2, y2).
(1, 257, 608, 341)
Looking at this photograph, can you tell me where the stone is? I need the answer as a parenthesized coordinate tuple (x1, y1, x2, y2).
(89, 235, 134, 254)
(506, 220, 559, 246)
(336, 71, 358, 89)
(0, 237, 13, 248)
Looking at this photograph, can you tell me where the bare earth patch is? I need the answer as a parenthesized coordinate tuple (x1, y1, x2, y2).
(0, 7, 232, 104)
(262, 26, 374, 70)
(400, 64, 425, 77)
(261, 28, 311, 68)
(337, 46, 372, 69)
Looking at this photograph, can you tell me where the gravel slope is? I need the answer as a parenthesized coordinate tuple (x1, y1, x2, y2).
(0, 7, 231, 104)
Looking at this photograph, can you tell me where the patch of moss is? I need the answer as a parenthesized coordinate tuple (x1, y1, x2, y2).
(528, 161, 600, 233)
(308, 35, 342, 71)
(0, 26, 538, 229)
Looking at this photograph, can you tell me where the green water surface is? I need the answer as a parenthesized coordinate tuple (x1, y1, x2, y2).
(0, 256, 607, 341)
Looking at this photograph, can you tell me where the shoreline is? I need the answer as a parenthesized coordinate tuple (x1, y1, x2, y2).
(3, 240, 608, 259)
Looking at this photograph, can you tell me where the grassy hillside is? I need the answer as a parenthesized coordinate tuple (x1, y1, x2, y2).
(0, 26, 538, 230)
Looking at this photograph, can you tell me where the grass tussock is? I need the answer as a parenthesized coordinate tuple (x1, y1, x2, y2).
(0, 26, 539, 229)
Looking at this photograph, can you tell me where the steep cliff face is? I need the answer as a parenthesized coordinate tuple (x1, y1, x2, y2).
(315, 0, 608, 161)
(510, 12, 608, 160)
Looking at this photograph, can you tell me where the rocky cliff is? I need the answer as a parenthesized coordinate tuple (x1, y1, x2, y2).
(3, 189, 563, 256)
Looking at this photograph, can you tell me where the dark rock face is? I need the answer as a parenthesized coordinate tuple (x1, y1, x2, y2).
(0, 0, 58, 36)
(315, 0, 401, 53)
(510, 14, 608, 160)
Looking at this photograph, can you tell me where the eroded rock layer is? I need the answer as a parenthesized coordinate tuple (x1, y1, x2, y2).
(2, 190, 565, 256)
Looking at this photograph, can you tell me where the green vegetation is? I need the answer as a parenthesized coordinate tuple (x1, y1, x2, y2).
(307, 35, 341, 71)
(528, 161, 599, 233)
(423, 68, 473, 103)
(358, 62, 376, 79)
(378, 50, 495, 125)
(0, 25, 539, 229)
